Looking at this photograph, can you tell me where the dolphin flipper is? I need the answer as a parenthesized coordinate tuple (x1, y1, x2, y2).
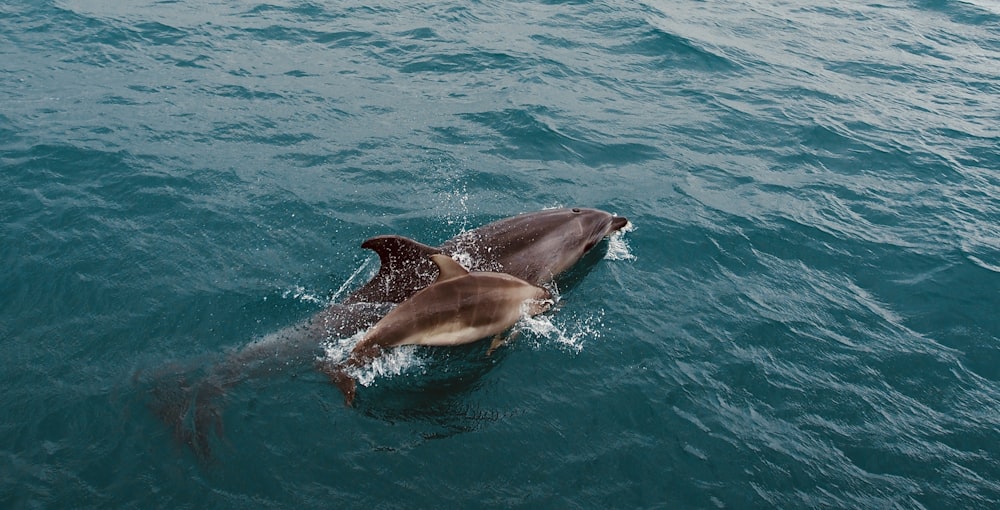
(345, 235, 442, 304)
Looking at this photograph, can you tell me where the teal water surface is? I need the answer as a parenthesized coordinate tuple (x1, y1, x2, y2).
(2, 0, 999, 508)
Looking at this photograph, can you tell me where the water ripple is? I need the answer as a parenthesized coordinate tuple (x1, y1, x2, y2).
(2, 0, 998, 507)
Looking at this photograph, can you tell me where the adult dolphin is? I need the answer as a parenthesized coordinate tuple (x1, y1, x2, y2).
(323, 254, 552, 406)
(144, 207, 627, 457)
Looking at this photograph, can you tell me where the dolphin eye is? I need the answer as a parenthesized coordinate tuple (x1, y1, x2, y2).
(572, 208, 580, 213)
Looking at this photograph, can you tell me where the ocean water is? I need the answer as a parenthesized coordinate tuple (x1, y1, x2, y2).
(2, 0, 998, 507)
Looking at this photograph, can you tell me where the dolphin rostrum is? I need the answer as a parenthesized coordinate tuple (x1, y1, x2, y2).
(323, 254, 552, 406)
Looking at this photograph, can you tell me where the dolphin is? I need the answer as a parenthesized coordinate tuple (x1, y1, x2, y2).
(144, 207, 626, 457)
(343, 207, 628, 307)
(322, 254, 553, 406)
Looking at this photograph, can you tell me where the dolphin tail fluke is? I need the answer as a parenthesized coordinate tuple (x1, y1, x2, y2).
(190, 379, 225, 459)
(143, 369, 225, 461)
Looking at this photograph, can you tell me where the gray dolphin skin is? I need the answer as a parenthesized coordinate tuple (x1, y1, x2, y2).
(343, 207, 628, 307)
(323, 254, 553, 406)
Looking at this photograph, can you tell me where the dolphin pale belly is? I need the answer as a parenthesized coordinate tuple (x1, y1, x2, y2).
(322, 254, 552, 406)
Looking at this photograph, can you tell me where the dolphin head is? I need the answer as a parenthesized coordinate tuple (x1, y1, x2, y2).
(533, 207, 628, 259)
(569, 207, 629, 253)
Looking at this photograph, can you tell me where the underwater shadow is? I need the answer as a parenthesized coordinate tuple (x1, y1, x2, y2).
(348, 341, 519, 441)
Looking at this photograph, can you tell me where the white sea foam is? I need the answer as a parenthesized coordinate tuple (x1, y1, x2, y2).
(605, 220, 636, 261)
(351, 345, 422, 387)
(450, 250, 478, 271)
(517, 309, 605, 353)
(319, 332, 424, 388)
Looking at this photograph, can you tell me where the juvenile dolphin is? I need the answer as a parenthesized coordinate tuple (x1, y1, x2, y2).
(323, 254, 552, 406)
(344, 207, 628, 306)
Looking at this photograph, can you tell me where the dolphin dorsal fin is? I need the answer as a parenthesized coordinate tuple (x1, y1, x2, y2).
(344, 235, 442, 304)
(430, 254, 469, 282)
(361, 235, 440, 266)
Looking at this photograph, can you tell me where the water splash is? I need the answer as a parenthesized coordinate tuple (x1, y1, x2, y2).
(605, 220, 636, 261)
(280, 285, 327, 305)
(440, 185, 471, 231)
(329, 259, 377, 302)
(283, 260, 375, 307)
(353, 346, 423, 387)
(517, 309, 606, 353)
(444, 227, 504, 273)
(319, 332, 424, 388)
